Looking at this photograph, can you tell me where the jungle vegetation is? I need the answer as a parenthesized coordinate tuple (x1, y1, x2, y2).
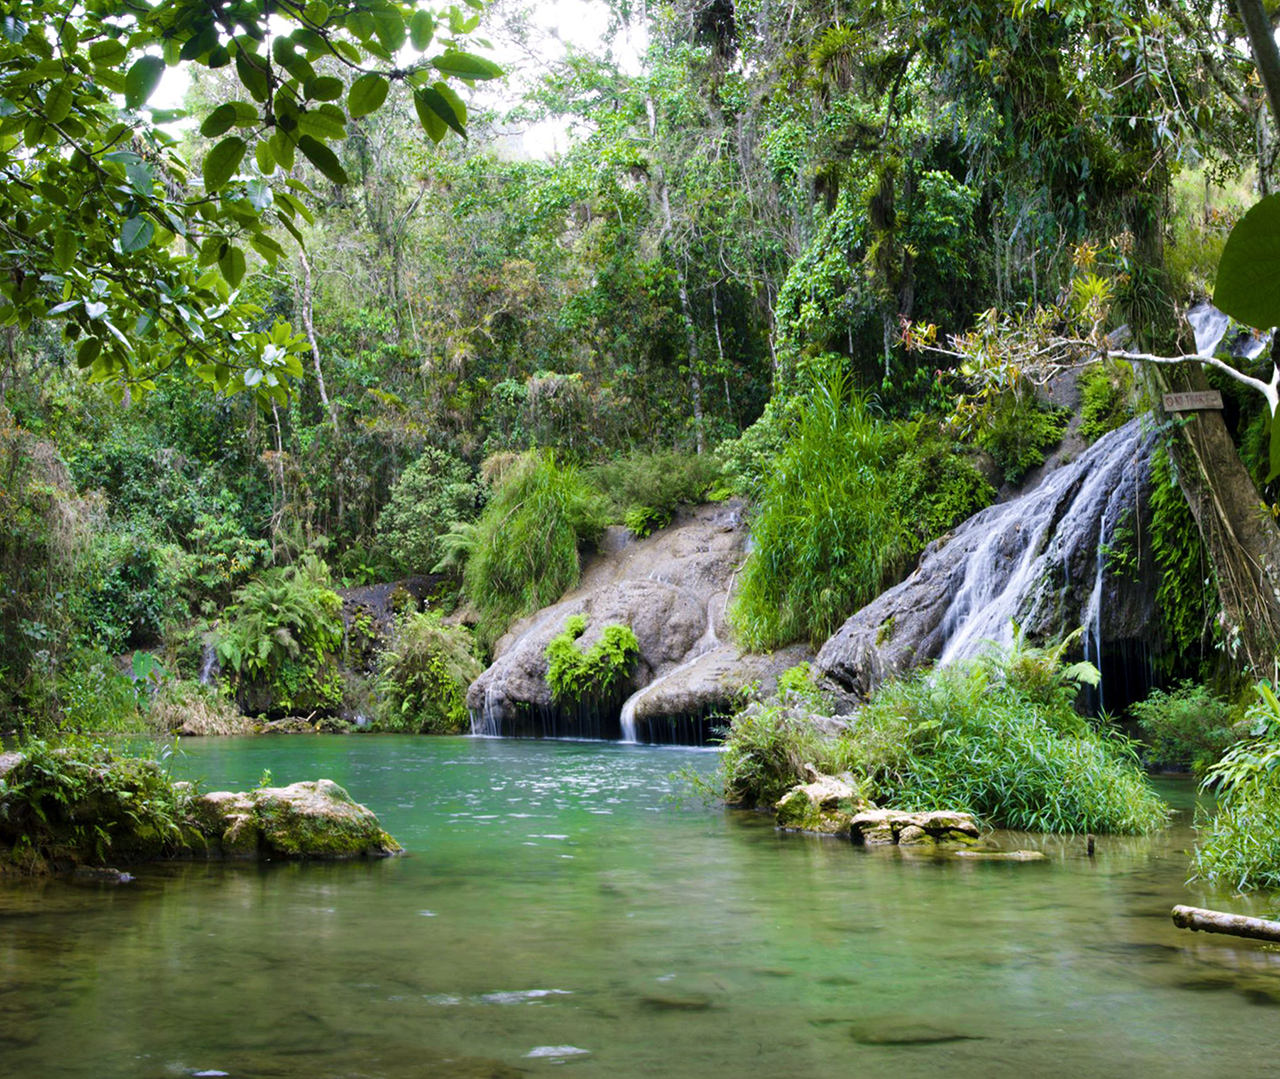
(6, 0, 1280, 880)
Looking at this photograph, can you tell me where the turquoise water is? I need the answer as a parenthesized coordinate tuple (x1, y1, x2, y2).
(2, 736, 1279, 1078)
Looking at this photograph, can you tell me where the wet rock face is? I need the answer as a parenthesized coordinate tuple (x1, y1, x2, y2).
(195, 780, 402, 860)
(815, 420, 1160, 700)
(467, 501, 813, 740)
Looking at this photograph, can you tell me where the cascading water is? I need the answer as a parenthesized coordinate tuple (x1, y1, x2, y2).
(617, 600, 721, 744)
(198, 643, 219, 686)
(818, 418, 1158, 701)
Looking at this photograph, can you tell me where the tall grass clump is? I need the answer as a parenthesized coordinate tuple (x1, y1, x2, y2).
(374, 612, 484, 734)
(464, 451, 608, 649)
(1192, 682, 1280, 891)
(731, 372, 908, 650)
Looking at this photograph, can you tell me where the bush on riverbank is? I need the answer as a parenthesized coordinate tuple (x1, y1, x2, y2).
(373, 612, 484, 734)
(586, 452, 722, 537)
(1192, 683, 1280, 890)
(717, 641, 1169, 835)
(1130, 681, 1240, 776)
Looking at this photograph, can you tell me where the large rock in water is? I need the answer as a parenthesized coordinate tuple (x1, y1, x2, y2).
(194, 780, 401, 860)
(815, 419, 1160, 700)
(466, 501, 810, 741)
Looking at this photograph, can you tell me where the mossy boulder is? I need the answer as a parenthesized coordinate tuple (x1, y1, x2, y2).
(774, 770, 873, 835)
(849, 808, 981, 848)
(196, 780, 402, 860)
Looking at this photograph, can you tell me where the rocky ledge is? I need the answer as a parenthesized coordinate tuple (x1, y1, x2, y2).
(774, 768, 981, 848)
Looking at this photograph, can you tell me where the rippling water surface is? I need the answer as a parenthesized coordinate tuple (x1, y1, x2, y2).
(2, 736, 1278, 1079)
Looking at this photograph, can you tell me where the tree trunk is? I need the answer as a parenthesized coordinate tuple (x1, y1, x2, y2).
(1172, 904, 1280, 943)
(1156, 365, 1280, 677)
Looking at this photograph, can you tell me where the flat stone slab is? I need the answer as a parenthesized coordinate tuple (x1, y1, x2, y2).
(850, 808, 981, 845)
(953, 849, 1047, 861)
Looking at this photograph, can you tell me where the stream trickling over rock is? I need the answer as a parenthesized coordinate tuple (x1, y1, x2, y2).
(817, 418, 1160, 704)
(1, 737, 1277, 1079)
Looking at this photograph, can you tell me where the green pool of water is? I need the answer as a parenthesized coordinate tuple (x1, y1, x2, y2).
(2, 736, 1278, 1078)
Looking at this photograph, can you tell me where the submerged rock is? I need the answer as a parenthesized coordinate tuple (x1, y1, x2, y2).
(196, 780, 402, 860)
(849, 808, 981, 848)
(467, 501, 812, 740)
(815, 420, 1159, 700)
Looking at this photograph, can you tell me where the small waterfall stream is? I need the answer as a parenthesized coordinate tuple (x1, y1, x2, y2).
(617, 599, 721, 743)
(818, 418, 1158, 704)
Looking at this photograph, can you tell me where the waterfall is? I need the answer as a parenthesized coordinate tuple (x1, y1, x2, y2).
(818, 419, 1157, 701)
(198, 643, 219, 686)
(618, 598, 721, 744)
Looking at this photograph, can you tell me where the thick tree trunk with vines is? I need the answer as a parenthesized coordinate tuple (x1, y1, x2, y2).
(1156, 365, 1280, 679)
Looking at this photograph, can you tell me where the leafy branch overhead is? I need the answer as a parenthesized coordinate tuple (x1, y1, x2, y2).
(0, 0, 501, 404)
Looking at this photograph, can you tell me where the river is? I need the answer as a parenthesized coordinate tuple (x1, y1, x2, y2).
(1, 736, 1277, 1078)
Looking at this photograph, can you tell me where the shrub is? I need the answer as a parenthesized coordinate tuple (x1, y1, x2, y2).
(842, 661, 1167, 834)
(373, 612, 484, 734)
(464, 452, 609, 649)
(730, 372, 908, 650)
(715, 394, 802, 501)
(718, 699, 830, 808)
(1192, 682, 1280, 890)
(376, 447, 480, 575)
(544, 615, 640, 705)
(586, 451, 721, 536)
(888, 422, 995, 552)
(966, 389, 1068, 484)
(1130, 682, 1240, 775)
(1078, 361, 1136, 444)
(214, 554, 344, 715)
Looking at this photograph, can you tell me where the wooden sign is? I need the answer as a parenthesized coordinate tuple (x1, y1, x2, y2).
(1162, 391, 1224, 412)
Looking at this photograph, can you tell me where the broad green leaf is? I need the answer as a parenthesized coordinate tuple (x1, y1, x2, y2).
(296, 108, 346, 141)
(124, 55, 164, 109)
(296, 134, 349, 184)
(203, 135, 247, 191)
(306, 75, 344, 101)
(218, 244, 247, 287)
(303, 0, 331, 24)
(410, 10, 435, 50)
(180, 23, 219, 62)
(201, 102, 238, 138)
(45, 80, 74, 125)
(1215, 194, 1280, 330)
(120, 216, 154, 253)
(371, 8, 406, 52)
(2, 15, 28, 43)
(89, 39, 126, 67)
(414, 89, 447, 142)
(417, 83, 465, 138)
(271, 131, 296, 170)
(431, 50, 501, 80)
(348, 73, 388, 118)
(52, 229, 76, 272)
(235, 48, 270, 102)
(246, 178, 273, 211)
(255, 138, 275, 173)
(76, 337, 101, 367)
(85, 300, 108, 320)
(126, 161, 153, 194)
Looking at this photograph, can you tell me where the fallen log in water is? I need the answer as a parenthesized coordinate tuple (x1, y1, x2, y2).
(1171, 905, 1280, 943)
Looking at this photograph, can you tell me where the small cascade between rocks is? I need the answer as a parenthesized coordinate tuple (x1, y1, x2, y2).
(817, 418, 1161, 707)
(618, 600, 721, 744)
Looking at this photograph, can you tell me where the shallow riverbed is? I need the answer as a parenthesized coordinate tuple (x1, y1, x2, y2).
(1, 736, 1278, 1079)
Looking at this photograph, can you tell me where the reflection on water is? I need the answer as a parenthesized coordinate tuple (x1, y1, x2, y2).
(2, 737, 1278, 1078)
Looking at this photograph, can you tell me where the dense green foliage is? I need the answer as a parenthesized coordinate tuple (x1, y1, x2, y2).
(544, 615, 640, 706)
(214, 554, 344, 715)
(0, 739, 194, 869)
(730, 374, 907, 650)
(1078, 362, 1137, 445)
(463, 453, 608, 648)
(1131, 682, 1240, 776)
(970, 391, 1070, 485)
(1192, 683, 1280, 890)
(586, 452, 722, 537)
(719, 634, 1168, 835)
(373, 612, 483, 733)
(376, 447, 479, 575)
